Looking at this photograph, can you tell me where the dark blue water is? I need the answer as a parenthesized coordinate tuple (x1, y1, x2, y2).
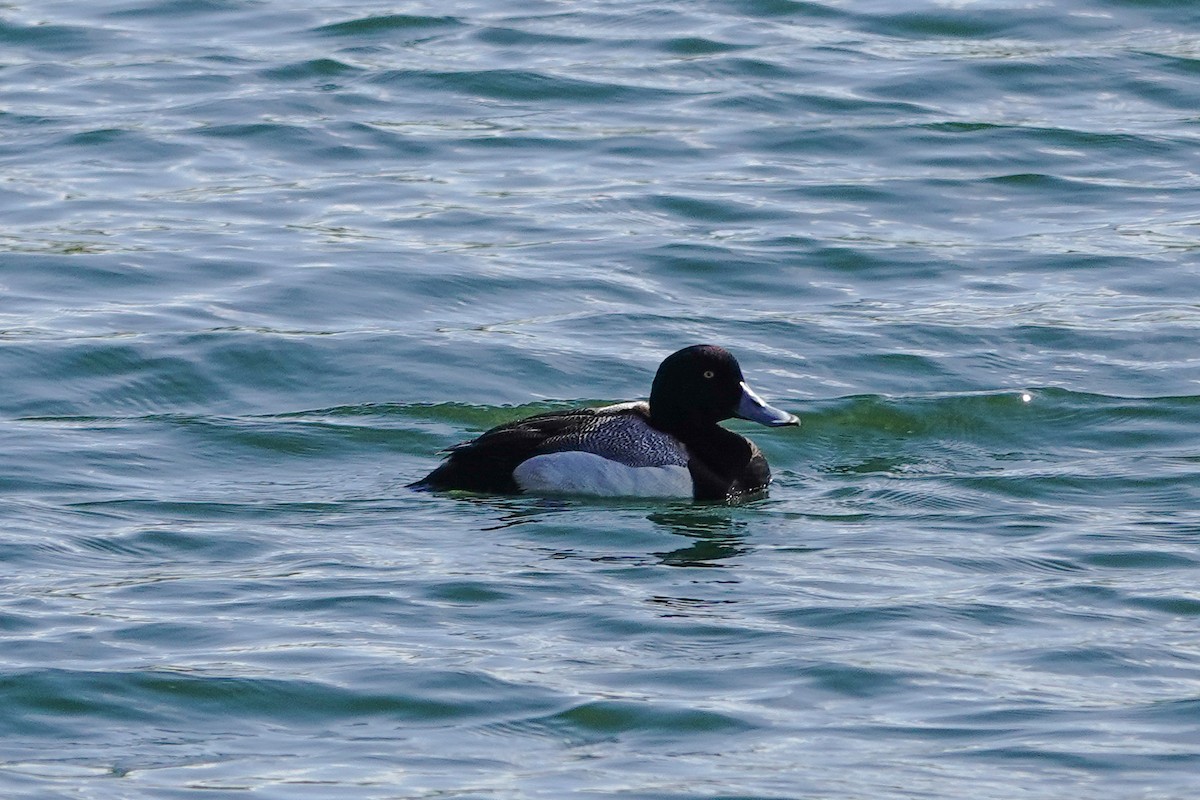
(3, 1, 1200, 797)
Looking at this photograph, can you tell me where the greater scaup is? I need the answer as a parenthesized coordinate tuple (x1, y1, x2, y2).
(410, 344, 799, 501)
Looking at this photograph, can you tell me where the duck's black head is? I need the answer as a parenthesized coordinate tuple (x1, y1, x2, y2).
(648, 344, 798, 434)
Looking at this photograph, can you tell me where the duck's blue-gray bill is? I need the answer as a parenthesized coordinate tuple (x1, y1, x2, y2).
(735, 382, 800, 427)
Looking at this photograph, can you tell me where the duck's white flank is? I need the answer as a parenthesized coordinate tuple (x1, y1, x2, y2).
(512, 452, 692, 498)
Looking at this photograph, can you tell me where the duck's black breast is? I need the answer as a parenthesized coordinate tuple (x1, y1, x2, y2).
(682, 426, 772, 502)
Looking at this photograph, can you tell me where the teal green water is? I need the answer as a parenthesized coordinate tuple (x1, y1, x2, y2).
(3, 0, 1200, 797)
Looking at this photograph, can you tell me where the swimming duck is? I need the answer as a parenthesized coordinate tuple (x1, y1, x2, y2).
(411, 344, 799, 501)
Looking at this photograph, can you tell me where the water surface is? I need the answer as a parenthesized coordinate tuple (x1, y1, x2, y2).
(2, 0, 1199, 797)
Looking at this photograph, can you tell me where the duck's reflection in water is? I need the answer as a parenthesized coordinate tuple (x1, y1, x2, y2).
(647, 508, 750, 567)
(449, 494, 753, 568)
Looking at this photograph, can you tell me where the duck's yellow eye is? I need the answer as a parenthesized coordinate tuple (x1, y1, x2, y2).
(703, 370, 715, 379)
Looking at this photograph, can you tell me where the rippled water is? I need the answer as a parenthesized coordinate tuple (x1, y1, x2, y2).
(3, 0, 1200, 797)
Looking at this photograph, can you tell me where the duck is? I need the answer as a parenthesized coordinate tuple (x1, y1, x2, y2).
(410, 344, 799, 502)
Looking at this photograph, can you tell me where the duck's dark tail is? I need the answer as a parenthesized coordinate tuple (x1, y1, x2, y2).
(406, 454, 522, 494)
(408, 461, 454, 492)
